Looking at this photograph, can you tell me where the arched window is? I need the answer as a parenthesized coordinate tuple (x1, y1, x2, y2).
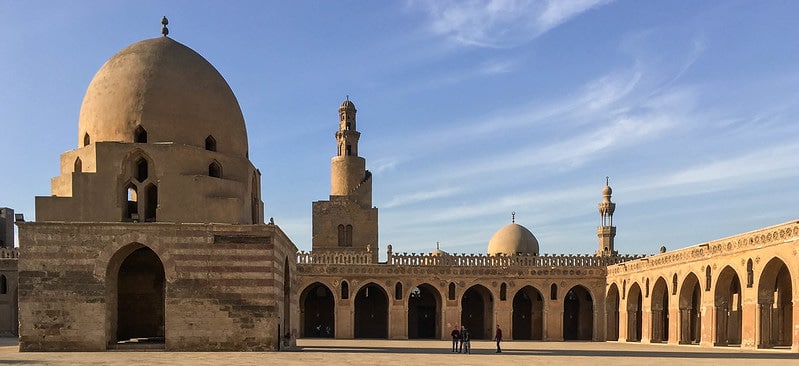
(550, 283, 558, 300)
(209, 161, 222, 178)
(341, 281, 349, 300)
(672, 274, 678, 295)
(74, 157, 82, 173)
(345, 225, 353, 247)
(135, 157, 148, 182)
(337, 225, 345, 247)
(705, 266, 712, 291)
(448, 282, 456, 300)
(346, 145, 352, 156)
(622, 280, 626, 300)
(83, 133, 91, 146)
(645, 278, 650, 297)
(500, 283, 507, 301)
(746, 259, 754, 288)
(205, 135, 217, 151)
(124, 183, 138, 221)
(0, 275, 7, 294)
(134, 126, 147, 143)
(395, 282, 403, 300)
(144, 183, 158, 222)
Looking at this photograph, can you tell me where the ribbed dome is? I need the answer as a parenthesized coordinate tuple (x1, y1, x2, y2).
(77, 37, 248, 157)
(487, 223, 540, 256)
(340, 99, 356, 110)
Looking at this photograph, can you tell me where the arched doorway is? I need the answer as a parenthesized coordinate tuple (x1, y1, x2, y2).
(408, 284, 441, 339)
(354, 283, 388, 338)
(714, 266, 741, 346)
(679, 273, 701, 344)
(461, 285, 493, 339)
(650, 277, 669, 343)
(563, 285, 593, 340)
(626, 283, 642, 342)
(300, 283, 335, 338)
(512, 286, 544, 340)
(115, 246, 165, 342)
(757, 258, 793, 348)
(606, 284, 620, 341)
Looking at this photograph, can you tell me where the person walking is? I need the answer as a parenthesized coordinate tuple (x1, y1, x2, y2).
(450, 326, 460, 352)
(495, 324, 503, 353)
(461, 326, 471, 354)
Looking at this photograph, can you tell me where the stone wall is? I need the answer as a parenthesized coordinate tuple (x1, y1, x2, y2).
(17, 222, 296, 351)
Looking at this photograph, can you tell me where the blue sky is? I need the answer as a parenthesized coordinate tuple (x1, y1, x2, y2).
(1, 1, 797, 257)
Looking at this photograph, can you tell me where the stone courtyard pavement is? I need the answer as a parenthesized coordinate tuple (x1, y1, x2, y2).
(1, 338, 797, 365)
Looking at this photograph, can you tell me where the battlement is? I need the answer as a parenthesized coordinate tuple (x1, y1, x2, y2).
(297, 247, 644, 268)
(0, 247, 18, 259)
(607, 220, 799, 275)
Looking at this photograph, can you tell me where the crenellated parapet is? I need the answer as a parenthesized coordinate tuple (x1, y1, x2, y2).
(0, 247, 18, 259)
(607, 220, 799, 276)
(297, 247, 644, 268)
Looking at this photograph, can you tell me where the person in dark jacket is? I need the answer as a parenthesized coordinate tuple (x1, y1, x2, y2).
(450, 327, 460, 352)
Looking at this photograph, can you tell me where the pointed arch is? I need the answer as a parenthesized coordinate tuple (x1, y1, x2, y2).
(513, 285, 544, 340)
(563, 285, 594, 340)
(135, 157, 148, 182)
(626, 282, 643, 342)
(123, 182, 138, 221)
(757, 257, 793, 348)
(394, 282, 403, 300)
(606, 283, 620, 341)
(354, 283, 389, 338)
(300, 282, 335, 338)
(134, 125, 147, 143)
(83, 133, 91, 146)
(205, 135, 217, 151)
(341, 280, 349, 300)
(679, 272, 702, 344)
(208, 160, 222, 178)
(74, 157, 82, 173)
(407, 283, 442, 339)
(105, 243, 165, 346)
(461, 284, 493, 339)
(448, 282, 456, 301)
(650, 277, 669, 343)
(144, 183, 157, 222)
(500, 282, 507, 301)
(714, 265, 742, 346)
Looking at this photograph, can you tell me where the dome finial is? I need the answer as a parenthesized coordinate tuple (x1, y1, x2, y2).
(436, 241, 440, 250)
(161, 16, 169, 37)
(606, 176, 609, 186)
(511, 211, 516, 223)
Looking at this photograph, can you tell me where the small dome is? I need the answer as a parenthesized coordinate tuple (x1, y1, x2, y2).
(430, 248, 449, 256)
(487, 223, 540, 256)
(340, 99, 356, 110)
(77, 37, 248, 157)
(602, 184, 612, 196)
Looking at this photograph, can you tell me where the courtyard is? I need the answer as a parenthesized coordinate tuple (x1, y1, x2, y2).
(0, 338, 796, 365)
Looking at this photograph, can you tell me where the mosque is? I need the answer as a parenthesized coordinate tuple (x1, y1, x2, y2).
(0, 22, 797, 352)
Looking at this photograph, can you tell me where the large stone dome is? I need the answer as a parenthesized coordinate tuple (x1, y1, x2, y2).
(487, 223, 540, 256)
(77, 36, 248, 157)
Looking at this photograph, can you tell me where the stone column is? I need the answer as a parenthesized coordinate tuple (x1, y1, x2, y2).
(641, 307, 652, 344)
(740, 298, 757, 350)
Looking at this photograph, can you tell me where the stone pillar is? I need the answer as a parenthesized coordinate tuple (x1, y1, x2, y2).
(792, 297, 799, 352)
(741, 299, 758, 349)
(668, 306, 679, 344)
(641, 307, 652, 343)
(758, 303, 770, 348)
(700, 302, 714, 347)
(618, 305, 629, 342)
(389, 300, 407, 339)
(545, 299, 563, 341)
(442, 299, 461, 341)
(495, 306, 512, 341)
(337, 302, 354, 339)
(650, 310, 662, 342)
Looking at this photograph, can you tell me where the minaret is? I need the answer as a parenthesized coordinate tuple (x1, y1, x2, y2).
(596, 177, 617, 256)
(312, 98, 378, 262)
(330, 98, 371, 207)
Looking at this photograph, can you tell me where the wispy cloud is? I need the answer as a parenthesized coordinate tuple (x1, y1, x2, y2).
(383, 187, 462, 208)
(409, 0, 613, 48)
